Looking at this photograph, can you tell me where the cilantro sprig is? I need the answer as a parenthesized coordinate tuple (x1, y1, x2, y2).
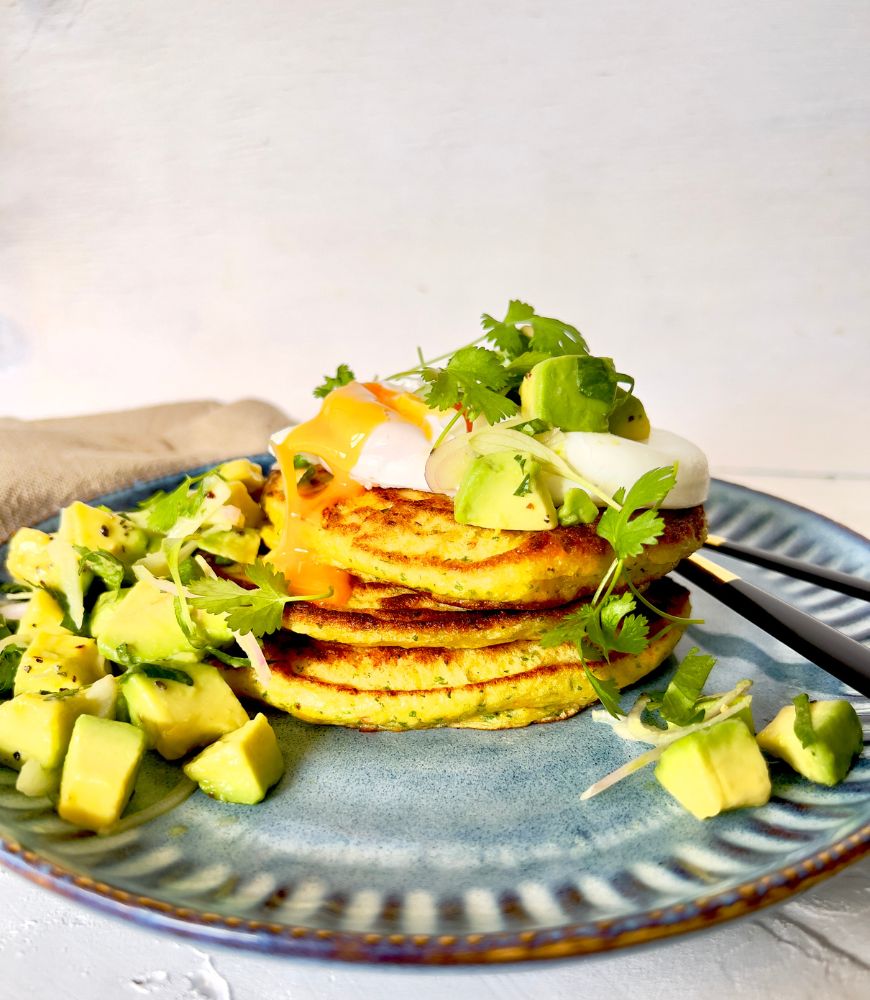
(187, 561, 331, 638)
(313, 364, 356, 399)
(540, 465, 682, 717)
(421, 346, 520, 423)
(382, 300, 596, 422)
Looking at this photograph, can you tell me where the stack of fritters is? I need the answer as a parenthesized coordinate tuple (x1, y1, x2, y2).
(218, 472, 706, 731)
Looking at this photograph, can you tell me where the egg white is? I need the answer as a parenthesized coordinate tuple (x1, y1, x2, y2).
(544, 428, 709, 509)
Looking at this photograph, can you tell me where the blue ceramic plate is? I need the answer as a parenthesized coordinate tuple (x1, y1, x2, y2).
(0, 461, 867, 965)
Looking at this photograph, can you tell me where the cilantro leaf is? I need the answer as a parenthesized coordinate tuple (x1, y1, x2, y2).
(658, 647, 717, 726)
(187, 561, 327, 638)
(421, 346, 520, 423)
(597, 466, 677, 560)
(793, 693, 816, 748)
(526, 314, 588, 356)
(0, 639, 24, 695)
(481, 301, 589, 361)
(76, 547, 125, 592)
(538, 603, 595, 651)
(585, 666, 623, 718)
(539, 593, 648, 663)
(586, 593, 650, 659)
(513, 474, 532, 497)
(313, 364, 355, 399)
(481, 300, 535, 359)
(139, 475, 208, 534)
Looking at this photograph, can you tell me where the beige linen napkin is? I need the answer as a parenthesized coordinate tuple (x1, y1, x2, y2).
(0, 399, 289, 541)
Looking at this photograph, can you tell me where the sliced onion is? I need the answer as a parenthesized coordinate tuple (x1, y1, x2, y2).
(233, 630, 271, 689)
(101, 775, 197, 836)
(424, 431, 474, 495)
(468, 427, 618, 509)
(581, 692, 753, 801)
(0, 601, 27, 621)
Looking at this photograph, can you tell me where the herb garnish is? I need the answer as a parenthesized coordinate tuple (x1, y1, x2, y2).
(76, 547, 125, 592)
(793, 693, 816, 748)
(657, 648, 717, 726)
(314, 364, 356, 399)
(540, 465, 679, 717)
(188, 561, 331, 638)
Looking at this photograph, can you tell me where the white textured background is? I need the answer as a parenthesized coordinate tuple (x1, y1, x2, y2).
(1, 2, 869, 998)
(2, 1, 869, 477)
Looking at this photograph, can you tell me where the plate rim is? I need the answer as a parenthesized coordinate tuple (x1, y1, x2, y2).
(0, 462, 868, 965)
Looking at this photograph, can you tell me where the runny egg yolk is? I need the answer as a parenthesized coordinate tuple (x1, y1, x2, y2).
(268, 382, 430, 606)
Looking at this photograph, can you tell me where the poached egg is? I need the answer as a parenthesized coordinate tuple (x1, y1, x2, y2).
(268, 380, 709, 605)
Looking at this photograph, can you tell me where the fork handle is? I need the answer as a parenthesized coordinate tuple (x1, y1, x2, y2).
(679, 553, 870, 697)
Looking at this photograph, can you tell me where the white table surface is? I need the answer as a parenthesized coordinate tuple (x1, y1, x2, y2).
(1, 474, 868, 1000)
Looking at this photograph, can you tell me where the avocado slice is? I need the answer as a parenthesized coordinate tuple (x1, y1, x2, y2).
(608, 389, 651, 441)
(454, 452, 557, 531)
(217, 458, 265, 493)
(757, 699, 863, 786)
(122, 661, 250, 759)
(655, 718, 772, 819)
(58, 715, 146, 832)
(196, 528, 261, 565)
(557, 488, 598, 526)
(58, 501, 149, 564)
(17, 589, 66, 638)
(90, 579, 232, 665)
(520, 355, 619, 432)
(184, 712, 284, 804)
(14, 630, 107, 697)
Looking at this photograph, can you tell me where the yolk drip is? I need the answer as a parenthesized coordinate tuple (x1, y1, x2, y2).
(363, 382, 434, 441)
(268, 384, 389, 606)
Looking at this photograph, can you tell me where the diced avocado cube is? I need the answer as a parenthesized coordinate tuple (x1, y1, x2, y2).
(655, 719, 772, 820)
(608, 388, 651, 441)
(17, 589, 66, 637)
(557, 488, 598, 526)
(15, 630, 106, 696)
(221, 481, 264, 529)
(5, 528, 54, 586)
(58, 502, 148, 564)
(122, 662, 249, 760)
(90, 579, 232, 665)
(16, 758, 61, 798)
(218, 459, 265, 493)
(196, 529, 261, 565)
(454, 452, 557, 531)
(757, 699, 863, 786)
(184, 713, 284, 804)
(0, 676, 119, 772)
(520, 355, 618, 432)
(58, 715, 146, 831)
(0, 694, 82, 771)
(73, 674, 119, 720)
(5, 529, 88, 629)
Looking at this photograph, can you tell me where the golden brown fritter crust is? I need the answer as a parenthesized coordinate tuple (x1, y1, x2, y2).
(220, 581, 691, 730)
(261, 469, 705, 607)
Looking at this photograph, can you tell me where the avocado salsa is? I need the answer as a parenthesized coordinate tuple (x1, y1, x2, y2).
(0, 302, 862, 833)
